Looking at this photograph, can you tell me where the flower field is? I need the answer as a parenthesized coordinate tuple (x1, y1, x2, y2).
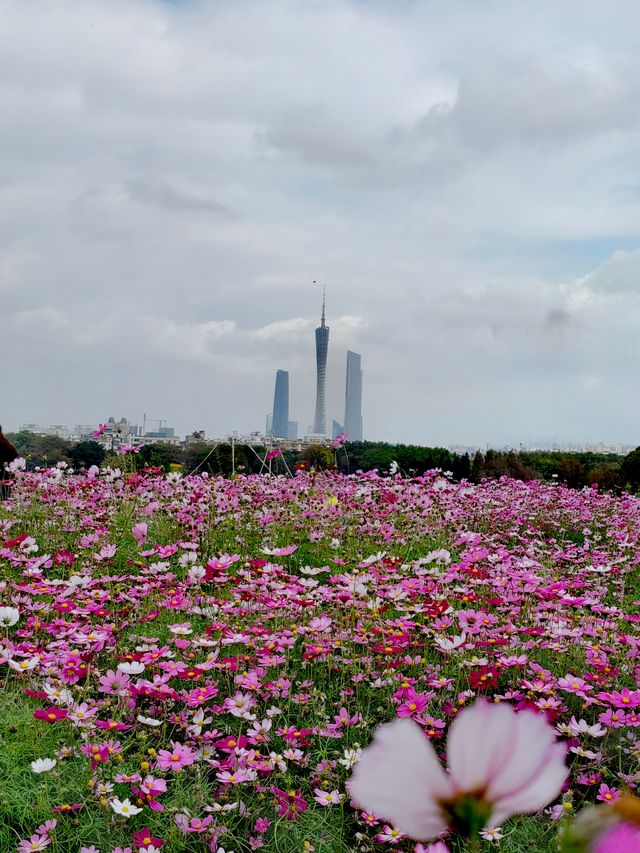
(2, 466, 640, 852)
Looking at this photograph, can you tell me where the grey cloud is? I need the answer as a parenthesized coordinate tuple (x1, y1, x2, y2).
(126, 177, 232, 215)
(545, 309, 572, 331)
(417, 60, 640, 153)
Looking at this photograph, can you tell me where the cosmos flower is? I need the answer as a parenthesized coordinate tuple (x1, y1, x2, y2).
(156, 741, 197, 772)
(349, 700, 567, 840)
(0, 606, 20, 627)
(110, 798, 143, 817)
(31, 758, 57, 773)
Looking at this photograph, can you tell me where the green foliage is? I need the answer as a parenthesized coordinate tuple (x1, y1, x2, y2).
(299, 443, 334, 471)
(68, 441, 106, 470)
(7, 431, 74, 469)
(136, 442, 183, 471)
(622, 446, 640, 490)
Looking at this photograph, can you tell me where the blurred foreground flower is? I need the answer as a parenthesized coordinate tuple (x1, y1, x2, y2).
(560, 794, 640, 852)
(348, 699, 567, 841)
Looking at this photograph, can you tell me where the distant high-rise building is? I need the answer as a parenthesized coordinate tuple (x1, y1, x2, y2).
(272, 369, 289, 438)
(313, 287, 329, 435)
(265, 413, 273, 436)
(287, 421, 298, 440)
(332, 419, 343, 441)
(344, 350, 363, 441)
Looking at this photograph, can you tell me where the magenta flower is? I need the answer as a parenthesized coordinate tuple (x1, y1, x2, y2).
(33, 707, 68, 723)
(597, 688, 640, 709)
(397, 690, 430, 719)
(349, 700, 567, 840)
(593, 821, 640, 852)
(132, 828, 165, 848)
(271, 786, 308, 820)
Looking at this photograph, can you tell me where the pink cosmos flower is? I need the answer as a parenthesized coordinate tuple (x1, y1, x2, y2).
(597, 784, 621, 804)
(156, 741, 196, 772)
(18, 835, 51, 852)
(348, 700, 567, 840)
(132, 523, 148, 544)
(175, 815, 212, 833)
(132, 776, 167, 811)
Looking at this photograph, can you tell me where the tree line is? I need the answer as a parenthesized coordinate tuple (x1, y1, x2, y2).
(6, 431, 640, 491)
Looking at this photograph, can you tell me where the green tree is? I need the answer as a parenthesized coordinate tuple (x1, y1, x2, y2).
(470, 451, 486, 482)
(183, 442, 220, 475)
(7, 431, 73, 469)
(588, 463, 621, 491)
(622, 447, 640, 490)
(558, 456, 586, 489)
(137, 443, 183, 471)
(299, 444, 334, 471)
(68, 441, 106, 470)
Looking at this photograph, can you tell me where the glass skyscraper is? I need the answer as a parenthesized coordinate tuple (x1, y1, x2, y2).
(271, 369, 289, 438)
(313, 289, 329, 435)
(344, 350, 363, 441)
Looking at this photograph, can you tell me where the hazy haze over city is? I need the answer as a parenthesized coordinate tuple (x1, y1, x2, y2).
(1, 0, 639, 446)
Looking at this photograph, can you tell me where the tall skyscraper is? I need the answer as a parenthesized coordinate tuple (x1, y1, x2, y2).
(313, 287, 329, 435)
(272, 369, 289, 438)
(344, 350, 363, 441)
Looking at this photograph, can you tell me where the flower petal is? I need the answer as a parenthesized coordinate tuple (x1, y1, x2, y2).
(485, 709, 567, 808)
(447, 700, 520, 794)
(348, 718, 452, 840)
(489, 741, 568, 824)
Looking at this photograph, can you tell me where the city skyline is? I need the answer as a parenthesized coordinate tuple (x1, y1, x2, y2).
(268, 295, 364, 442)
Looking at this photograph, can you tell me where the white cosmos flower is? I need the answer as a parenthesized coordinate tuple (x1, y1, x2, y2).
(31, 758, 57, 773)
(137, 714, 162, 727)
(110, 797, 143, 817)
(567, 717, 607, 738)
(299, 566, 330, 575)
(168, 623, 193, 635)
(8, 656, 40, 672)
(338, 747, 362, 769)
(187, 565, 206, 582)
(0, 606, 20, 627)
(117, 661, 145, 675)
(434, 634, 468, 652)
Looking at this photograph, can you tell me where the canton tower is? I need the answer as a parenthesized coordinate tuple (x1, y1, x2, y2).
(313, 285, 329, 435)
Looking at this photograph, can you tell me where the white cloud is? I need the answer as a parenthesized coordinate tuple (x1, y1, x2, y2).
(251, 318, 311, 341)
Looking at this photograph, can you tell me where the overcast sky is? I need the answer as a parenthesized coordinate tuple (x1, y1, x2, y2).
(2, 0, 640, 446)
